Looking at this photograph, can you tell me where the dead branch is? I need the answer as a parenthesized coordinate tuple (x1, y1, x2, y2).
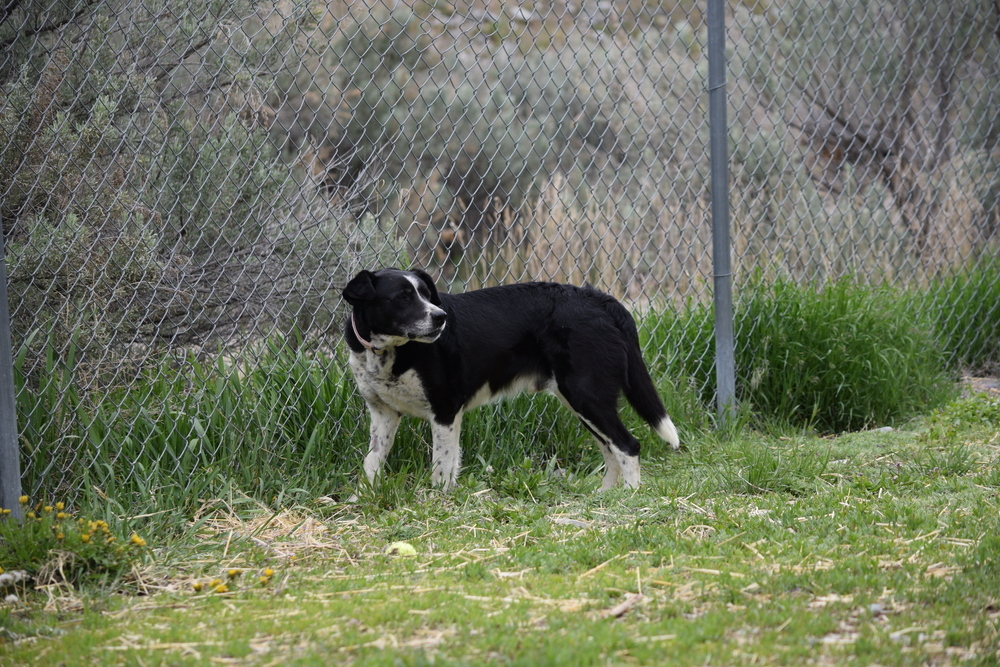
(600, 592, 644, 619)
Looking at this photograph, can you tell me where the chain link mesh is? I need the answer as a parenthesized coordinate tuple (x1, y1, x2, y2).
(2, 0, 998, 500)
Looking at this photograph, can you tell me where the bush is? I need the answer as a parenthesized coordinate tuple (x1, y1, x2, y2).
(646, 277, 954, 432)
(1, 0, 390, 384)
(924, 259, 1000, 372)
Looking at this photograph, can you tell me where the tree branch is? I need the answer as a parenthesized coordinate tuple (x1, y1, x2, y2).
(795, 82, 896, 160)
(0, 0, 22, 28)
(0, 0, 99, 51)
(137, 35, 212, 82)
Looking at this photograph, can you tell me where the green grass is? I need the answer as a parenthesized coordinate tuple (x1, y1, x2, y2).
(924, 259, 1000, 372)
(2, 393, 998, 665)
(13, 340, 622, 528)
(15, 271, 976, 526)
(644, 275, 956, 433)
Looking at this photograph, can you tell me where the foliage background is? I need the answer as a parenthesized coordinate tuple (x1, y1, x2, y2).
(1, 0, 998, 504)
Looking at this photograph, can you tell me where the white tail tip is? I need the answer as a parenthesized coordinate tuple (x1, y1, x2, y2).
(657, 416, 680, 450)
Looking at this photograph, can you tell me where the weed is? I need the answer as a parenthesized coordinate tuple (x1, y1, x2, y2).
(915, 444, 979, 477)
(350, 468, 423, 513)
(493, 457, 553, 502)
(0, 496, 146, 587)
(929, 394, 1000, 429)
(717, 439, 829, 495)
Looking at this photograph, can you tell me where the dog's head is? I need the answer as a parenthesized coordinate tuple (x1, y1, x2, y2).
(343, 268, 447, 349)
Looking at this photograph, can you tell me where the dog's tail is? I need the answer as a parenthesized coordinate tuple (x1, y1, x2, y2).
(598, 291, 680, 450)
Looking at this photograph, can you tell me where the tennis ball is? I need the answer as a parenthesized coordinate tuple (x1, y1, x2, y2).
(384, 541, 417, 557)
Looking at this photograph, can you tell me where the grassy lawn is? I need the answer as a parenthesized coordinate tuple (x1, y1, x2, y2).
(2, 393, 999, 666)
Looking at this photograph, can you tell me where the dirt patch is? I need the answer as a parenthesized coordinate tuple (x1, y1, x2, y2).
(961, 377, 1000, 400)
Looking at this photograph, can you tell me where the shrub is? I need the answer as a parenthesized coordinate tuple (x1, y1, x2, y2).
(923, 258, 1000, 372)
(1, 0, 384, 383)
(645, 277, 954, 432)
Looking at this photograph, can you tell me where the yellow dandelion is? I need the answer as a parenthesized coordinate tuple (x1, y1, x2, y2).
(43, 505, 52, 513)
(56, 512, 68, 520)
(55, 502, 64, 511)
(2, 509, 10, 515)
(26, 511, 35, 519)
(106, 536, 115, 544)
(262, 568, 274, 578)
(193, 581, 203, 591)
(259, 576, 270, 585)
(227, 568, 242, 579)
(55, 532, 65, 540)
(130, 533, 146, 547)
(209, 578, 223, 588)
(81, 534, 91, 543)
(18, 496, 28, 505)
(213, 584, 229, 594)
(0, 567, 4, 574)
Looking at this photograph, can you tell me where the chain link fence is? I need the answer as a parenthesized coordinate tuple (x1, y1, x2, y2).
(2, 0, 999, 501)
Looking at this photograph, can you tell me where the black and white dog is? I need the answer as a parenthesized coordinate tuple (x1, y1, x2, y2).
(343, 268, 679, 493)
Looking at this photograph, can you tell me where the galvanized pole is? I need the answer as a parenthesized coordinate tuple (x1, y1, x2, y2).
(0, 216, 23, 519)
(707, 0, 736, 424)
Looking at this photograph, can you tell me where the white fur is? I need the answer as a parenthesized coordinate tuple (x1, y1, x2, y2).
(350, 345, 466, 492)
(657, 416, 680, 450)
(362, 403, 401, 482)
(431, 416, 463, 489)
(464, 374, 551, 410)
(402, 274, 447, 341)
(350, 348, 433, 420)
(597, 442, 622, 490)
(548, 386, 639, 490)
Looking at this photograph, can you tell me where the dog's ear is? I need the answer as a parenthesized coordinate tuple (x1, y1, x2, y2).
(343, 270, 377, 305)
(412, 268, 442, 306)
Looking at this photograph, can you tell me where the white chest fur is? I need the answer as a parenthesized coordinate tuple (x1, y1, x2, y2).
(349, 349, 432, 419)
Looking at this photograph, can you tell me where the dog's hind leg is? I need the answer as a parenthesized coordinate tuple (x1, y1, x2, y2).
(590, 420, 640, 489)
(431, 412, 463, 491)
(552, 385, 640, 490)
(608, 445, 640, 488)
(597, 442, 622, 490)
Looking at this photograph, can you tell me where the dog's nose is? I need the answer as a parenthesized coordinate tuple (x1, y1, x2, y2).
(431, 311, 447, 328)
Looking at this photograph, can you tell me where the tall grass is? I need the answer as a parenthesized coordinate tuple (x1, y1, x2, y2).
(923, 259, 1000, 372)
(15, 272, 974, 524)
(14, 341, 606, 526)
(16, 341, 365, 524)
(643, 276, 955, 433)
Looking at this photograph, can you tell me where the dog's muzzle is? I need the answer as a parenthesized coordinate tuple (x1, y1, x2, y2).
(411, 308, 447, 342)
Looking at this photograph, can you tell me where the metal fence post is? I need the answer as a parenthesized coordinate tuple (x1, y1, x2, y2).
(707, 0, 736, 425)
(0, 216, 23, 519)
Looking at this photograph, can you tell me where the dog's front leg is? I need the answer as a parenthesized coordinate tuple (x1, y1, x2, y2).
(363, 402, 401, 483)
(430, 412, 463, 491)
